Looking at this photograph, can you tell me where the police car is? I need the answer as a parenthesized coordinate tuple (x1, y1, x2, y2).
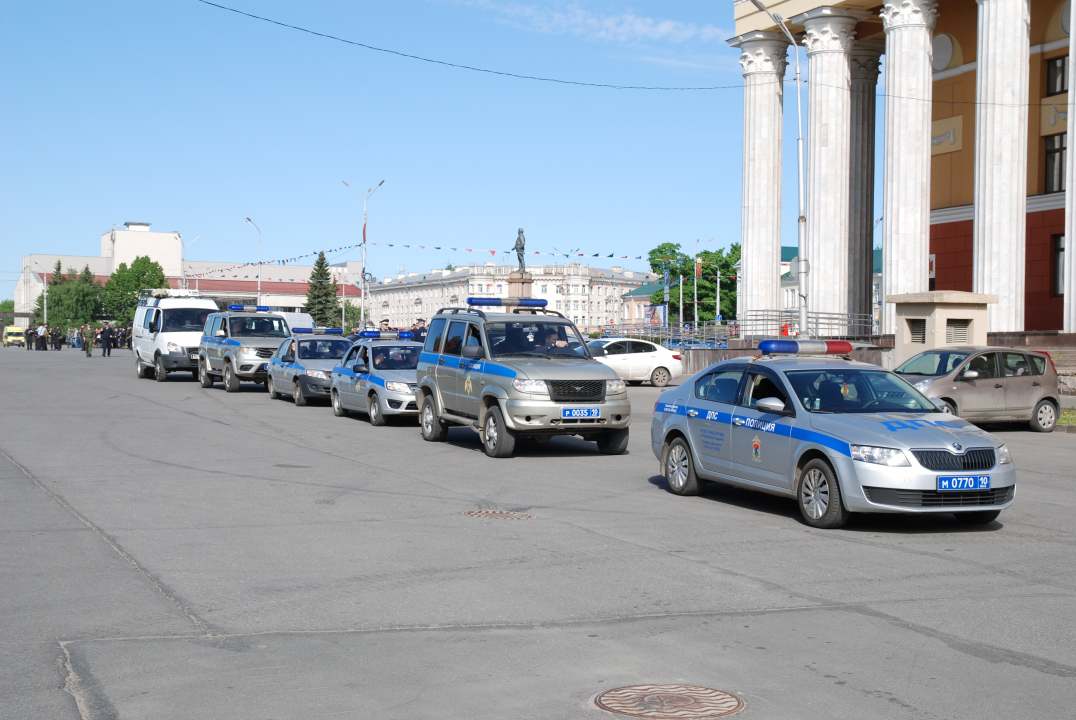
(266, 327, 350, 406)
(198, 305, 291, 391)
(330, 331, 422, 425)
(652, 339, 1016, 529)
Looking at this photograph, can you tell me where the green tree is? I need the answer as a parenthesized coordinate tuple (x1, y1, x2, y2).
(101, 256, 168, 324)
(31, 292, 45, 325)
(49, 260, 67, 286)
(46, 282, 101, 330)
(304, 252, 340, 327)
(342, 299, 363, 332)
(78, 264, 96, 284)
(0, 299, 13, 313)
(647, 242, 740, 322)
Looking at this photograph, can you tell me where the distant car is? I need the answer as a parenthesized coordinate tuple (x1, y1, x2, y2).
(330, 331, 423, 424)
(662, 337, 707, 350)
(266, 328, 351, 406)
(588, 338, 682, 387)
(896, 346, 1060, 432)
(3, 326, 25, 347)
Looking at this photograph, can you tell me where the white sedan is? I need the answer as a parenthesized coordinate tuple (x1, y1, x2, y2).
(588, 338, 683, 387)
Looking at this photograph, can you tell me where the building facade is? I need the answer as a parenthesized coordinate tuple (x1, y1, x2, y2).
(730, 0, 1076, 334)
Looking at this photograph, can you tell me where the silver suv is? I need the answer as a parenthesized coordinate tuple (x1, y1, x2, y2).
(416, 298, 631, 458)
(198, 306, 291, 392)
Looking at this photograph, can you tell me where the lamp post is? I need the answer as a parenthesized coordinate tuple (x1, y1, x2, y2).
(750, 0, 808, 337)
(343, 179, 385, 327)
(180, 235, 201, 290)
(243, 218, 262, 305)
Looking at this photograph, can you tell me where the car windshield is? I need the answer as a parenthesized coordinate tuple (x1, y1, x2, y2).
(587, 339, 613, 348)
(486, 321, 590, 358)
(229, 316, 288, 338)
(785, 368, 937, 413)
(895, 350, 971, 376)
(162, 308, 213, 332)
(370, 345, 421, 370)
(297, 339, 351, 360)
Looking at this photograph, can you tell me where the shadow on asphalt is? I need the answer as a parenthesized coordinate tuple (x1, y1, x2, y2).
(445, 429, 608, 457)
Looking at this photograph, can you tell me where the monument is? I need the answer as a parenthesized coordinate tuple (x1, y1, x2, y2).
(507, 228, 533, 299)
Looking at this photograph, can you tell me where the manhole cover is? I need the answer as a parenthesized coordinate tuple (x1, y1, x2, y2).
(462, 510, 535, 520)
(595, 685, 744, 719)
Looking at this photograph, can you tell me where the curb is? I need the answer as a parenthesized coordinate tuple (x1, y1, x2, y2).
(1058, 425, 1076, 434)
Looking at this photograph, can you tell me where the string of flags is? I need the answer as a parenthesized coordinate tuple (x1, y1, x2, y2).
(187, 242, 652, 280)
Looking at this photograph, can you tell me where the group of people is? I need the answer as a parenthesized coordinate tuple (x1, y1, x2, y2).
(356, 318, 428, 345)
(26, 322, 132, 356)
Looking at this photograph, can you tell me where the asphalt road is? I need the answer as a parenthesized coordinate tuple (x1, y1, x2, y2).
(2, 346, 1075, 720)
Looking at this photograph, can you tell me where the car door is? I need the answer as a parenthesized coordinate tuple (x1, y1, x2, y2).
(729, 369, 794, 489)
(355, 345, 372, 402)
(439, 321, 468, 413)
(954, 352, 1004, 417)
(628, 341, 659, 380)
(686, 366, 745, 474)
(206, 316, 223, 371)
(335, 347, 357, 407)
(999, 352, 1039, 418)
(601, 341, 632, 379)
(270, 339, 290, 390)
(453, 324, 485, 418)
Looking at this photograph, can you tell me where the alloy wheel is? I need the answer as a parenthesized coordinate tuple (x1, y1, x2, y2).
(667, 444, 689, 490)
(485, 414, 498, 451)
(801, 468, 829, 520)
(422, 404, 434, 434)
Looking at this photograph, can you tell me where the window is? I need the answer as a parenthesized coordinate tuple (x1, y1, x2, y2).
(741, 372, 789, 409)
(945, 318, 969, 344)
(572, 285, 579, 293)
(895, 350, 969, 376)
(1056, 235, 1066, 296)
(541, 285, 547, 293)
(443, 321, 467, 355)
(425, 317, 447, 352)
(573, 301, 580, 310)
(964, 353, 998, 379)
(1001, 352, 1031, 377)
(1030, 354, 1048, 375)
(1046, 133, 1066, 193)
(555, 300, 562, 310)
(907, 318, 926, 343)
(605, 341, 629, 355)
(1047, 56, 1068, 96)
(695, 369, 744, 404)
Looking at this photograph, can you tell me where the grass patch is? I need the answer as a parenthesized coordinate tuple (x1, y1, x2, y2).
(1059, 408, 1076, 427)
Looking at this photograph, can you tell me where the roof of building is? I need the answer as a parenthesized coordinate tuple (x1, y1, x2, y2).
(782, 246, 798, 262)
(623, 282, 663, 298)
(370, 263, 654, 290)
(779, 247, 882, 281)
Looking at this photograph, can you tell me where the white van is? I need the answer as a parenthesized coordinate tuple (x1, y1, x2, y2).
(133, 290, 220, 381)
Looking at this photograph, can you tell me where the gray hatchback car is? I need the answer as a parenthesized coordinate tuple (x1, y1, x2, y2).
(896, 346, 1060, 431)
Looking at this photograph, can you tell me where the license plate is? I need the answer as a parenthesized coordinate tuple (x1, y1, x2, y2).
(190, 354, 198, 361)
(937, 475, 990, 491)
(260, 364, 268, 372)
(562, 407, 600, 418)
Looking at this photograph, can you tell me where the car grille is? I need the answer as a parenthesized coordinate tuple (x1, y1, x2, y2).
(255, 348, 275, 358)
(912, 448, 995, 471)
(863, 486, 1014, 507)
(548, 380, 605, 403)
(186, 347, 199, 355)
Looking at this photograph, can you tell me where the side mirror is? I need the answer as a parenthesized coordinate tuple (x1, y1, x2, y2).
(354, 361, 367, 372)
(214, 329, 226, 338)
(282, 353, 294, 363)
(756, 397, 788, 414)
(462, 345, 484, 359)
(960, 369, 979, 380)
(930, 398, 947, 410)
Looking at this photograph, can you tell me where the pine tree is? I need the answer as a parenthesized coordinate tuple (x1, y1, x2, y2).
(304, 252, 339, 327)
(78, 265, 96, 284)
(50, 260, 66, 286)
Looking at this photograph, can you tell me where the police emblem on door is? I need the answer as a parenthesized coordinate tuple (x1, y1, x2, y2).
(464, 375, 473, 394)
(751, 434, 761, 462)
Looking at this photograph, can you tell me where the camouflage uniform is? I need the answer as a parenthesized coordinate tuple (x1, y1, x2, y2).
(81, 325, 95, 357)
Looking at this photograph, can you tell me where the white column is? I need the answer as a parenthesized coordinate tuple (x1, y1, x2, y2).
(880, 0, 937, 334)
(973, 0, 1030, 332)
(849, 42, 883, 320)
(1065, 0, 1076, 332)
(728, 31, 788, 320)
(795, 7, 866, 318)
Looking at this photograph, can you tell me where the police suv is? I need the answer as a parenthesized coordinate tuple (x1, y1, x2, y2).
(652, 339, 1016, 529)
(416, 298, 631, 458)
(330, 330, 423, 424)
(266, 327, 350, 406)
(198, 305, 290, 392)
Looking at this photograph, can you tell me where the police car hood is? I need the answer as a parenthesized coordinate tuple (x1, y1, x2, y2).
(297, 358, 341, 372)
(810, 411, 1000, 449)
(495, 356, 617, 380)
(375, 367, 418, 385)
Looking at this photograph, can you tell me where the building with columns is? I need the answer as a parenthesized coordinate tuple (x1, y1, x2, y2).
(729, 0, 1076, 335)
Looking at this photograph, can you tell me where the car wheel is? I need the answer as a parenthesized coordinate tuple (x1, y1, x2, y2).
(1030, 400, 1056, 432)
(199, 360, 215, 388)
(483, 405, 516, 458)
(332, 390, 348, 417)
(135, 355, 149, 379)
(154, 355, 168, 382)
(368, 392, 386, 425)
(953, 510, 1002, 524)
(420, 396, 449, 441)
(940, 400, 957, 416)
(293, 380, 307, 406)
(797, 459, 849, 529)
(664, 438, 700, 495)
(267, 375, 280, 399)
(224, 362, 240, 393)
(650, 367, 670, 387)
(596, 428, 630, 455)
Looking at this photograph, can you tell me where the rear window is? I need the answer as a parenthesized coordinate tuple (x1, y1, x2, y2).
(1030, 354, 1048, 375)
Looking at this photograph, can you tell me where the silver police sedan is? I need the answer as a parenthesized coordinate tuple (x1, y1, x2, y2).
(266, 328, 350, 406)
(330, 331, 422, 425)
(651, 340, 1016, 529)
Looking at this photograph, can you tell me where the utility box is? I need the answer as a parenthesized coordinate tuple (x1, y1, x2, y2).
(887, 291, 997, 367)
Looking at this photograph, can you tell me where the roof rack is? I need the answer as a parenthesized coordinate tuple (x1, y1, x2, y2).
(435, 307, 487, 319)
(510, 308, 567, 318)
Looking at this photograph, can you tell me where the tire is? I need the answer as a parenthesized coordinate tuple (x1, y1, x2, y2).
(154, 355, 168, 382)
(368, 392, 386, 425)
(482, 405, 516, 458)
(199, 360, 215, 388)
(293, 380, 308, 406)
(626, 380, 643, 386)
(650, 367, 671, 387)
(796, 459, 850, 529)
(421, 396, 449, 441)
(223, 362, 240, 393)
(332, 390, 348, 416)
(664, 437, 700, 496)
(267, 375, 280, 399)
(596, 428, 630, 455)
(954, 510, 1002, 524)
(940, 400, 957, 416)
(135, 355, 149, 379)
(1030, 400, 1056, 433)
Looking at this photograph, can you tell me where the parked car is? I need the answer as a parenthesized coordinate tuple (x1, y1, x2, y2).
(132, 289, 219, 381)
(895, 346, 1060, 432)
(3, 326, 25, 347)
(589, 338, 682, 387)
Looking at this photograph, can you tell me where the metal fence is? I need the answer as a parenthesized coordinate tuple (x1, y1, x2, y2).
(594, 309, 873, 345)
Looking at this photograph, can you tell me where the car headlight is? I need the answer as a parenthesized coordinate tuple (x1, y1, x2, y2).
(850, 444, 911, 466)
(305, 369, 328, 380)
(166, 342, 183, 354)
(512, 378, 548, 393)
(606, 379, 626, 393)
(997, 444, 1012, 464)
(238, 346, 259, 357)
(385, 381, 411, 393)
(912, 379, 933, 392)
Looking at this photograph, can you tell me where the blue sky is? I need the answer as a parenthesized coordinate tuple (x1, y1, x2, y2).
(0, 0, 884, 295)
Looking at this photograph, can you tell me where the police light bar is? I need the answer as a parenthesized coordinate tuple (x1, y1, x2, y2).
(228, 305, 270, 312)
(466, 297, 547, 308)
(758, 339, 853, 355)
(358, 330, 414, 339)
(293, 328, 344, 335)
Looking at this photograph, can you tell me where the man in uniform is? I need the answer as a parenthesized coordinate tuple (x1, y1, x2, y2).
(81, 324, 95, 357)
(99, 322, 113, 357)
(379, 319, 390, 332)
(411, 318, 428, 345)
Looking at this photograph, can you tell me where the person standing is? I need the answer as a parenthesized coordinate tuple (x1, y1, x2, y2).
(99, 323, 113, 357)
(35, 323, 46, 351)
(410, 318, 428, 345)
(81, 324, 95, 357)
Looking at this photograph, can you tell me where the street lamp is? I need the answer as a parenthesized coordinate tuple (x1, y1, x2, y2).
(243, 218, 262, 305)
(750, 0, 809, 337)
(180, 235, 201, 290)
(343, 179, 385, 327)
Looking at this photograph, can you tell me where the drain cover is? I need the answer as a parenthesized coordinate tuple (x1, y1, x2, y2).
(595, 685, 744, 719)
(462, 510, 534, 520)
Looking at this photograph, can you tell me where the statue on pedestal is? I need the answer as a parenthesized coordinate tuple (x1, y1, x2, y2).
(514, 228, 526, 273)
